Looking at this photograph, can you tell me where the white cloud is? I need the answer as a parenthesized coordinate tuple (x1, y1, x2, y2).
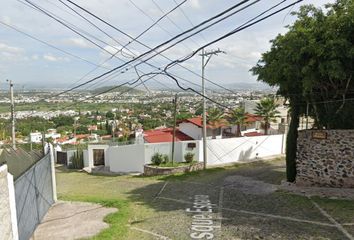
(0, 42, 23, 54)
(1, 16, 11, 24)
(62, 38, 92, 48)
(189, 0, 200, 9)
(0, 42, 25, 61)
(43, 53, 70, 62)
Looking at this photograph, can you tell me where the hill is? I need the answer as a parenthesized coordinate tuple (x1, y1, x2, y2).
(91, 85, 144, 94)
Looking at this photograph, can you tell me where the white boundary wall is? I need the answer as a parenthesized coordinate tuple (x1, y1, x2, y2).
(206, 134, 285, 166)
(89, 134, 285, 173)
(108, 144, 145, 173)
(0, 164, 18, 240)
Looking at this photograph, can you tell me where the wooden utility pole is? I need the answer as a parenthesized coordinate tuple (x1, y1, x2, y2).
(7, 80, 16, 150)
(171, 94, 178, 165)
(200, 48, 225, 170)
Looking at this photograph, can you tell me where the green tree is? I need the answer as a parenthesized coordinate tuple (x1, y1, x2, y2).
(52, 115, 74, 128)
(227, 107, 248, 137)
(207, 108, 225, 139)
(254, 98, 280, 135)
(251, 0, 354, 182)
(106, 111, 115, 120)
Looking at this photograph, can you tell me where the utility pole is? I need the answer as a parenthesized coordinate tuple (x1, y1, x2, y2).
(200, 48, 225, 170)
(112, 113, 116, 142)
(171, 94, 178, 165)
(7, 80, 16, 150)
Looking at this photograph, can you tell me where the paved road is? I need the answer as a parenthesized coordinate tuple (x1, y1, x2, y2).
(126, 162, 354, 240)
(56, 160, 354, 240)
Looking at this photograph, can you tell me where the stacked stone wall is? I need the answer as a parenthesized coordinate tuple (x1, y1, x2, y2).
(296, 130, 354, 188)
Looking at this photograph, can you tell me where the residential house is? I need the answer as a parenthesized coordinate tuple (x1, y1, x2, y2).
(178, 115, 264, 140)
(143, 128, 193, 143)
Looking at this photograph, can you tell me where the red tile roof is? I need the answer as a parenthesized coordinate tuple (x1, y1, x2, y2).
(180, 116, 227, 128)
(75, 134, 90, 140)
(244, 131, 264, 137)
(144, 128, 193, 143)
(245, 114, 263, 123)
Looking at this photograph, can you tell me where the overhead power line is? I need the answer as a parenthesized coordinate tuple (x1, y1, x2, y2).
(57, 0, 255, 95)
(57, 0, 193, 90)
(0, 20, 109, 69)
(52, 0, 256, 94)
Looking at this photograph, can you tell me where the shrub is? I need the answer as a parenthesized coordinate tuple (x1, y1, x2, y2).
(184, 152, 195, 163)
(163, 154, 169, 164)
(151, 153, 163, 165)
(151, 153, 170, 165)
(69, 150, 84, 169)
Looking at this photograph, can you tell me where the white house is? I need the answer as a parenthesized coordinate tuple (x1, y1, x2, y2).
(178, 115, 264, 140)
(30, 130, 61, 143)
(30, 132, 42, 143)
(178, 117, 225, 140)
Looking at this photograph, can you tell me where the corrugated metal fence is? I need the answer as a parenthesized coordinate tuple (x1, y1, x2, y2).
(14, 154, 54, 240)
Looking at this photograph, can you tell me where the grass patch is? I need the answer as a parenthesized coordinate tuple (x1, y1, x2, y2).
(58, 195, 130, 240)
(312, 197, 354, 223)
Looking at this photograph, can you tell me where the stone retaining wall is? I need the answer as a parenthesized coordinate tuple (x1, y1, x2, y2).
(296, 130, 354, 188)
(144, 162, 204, 176)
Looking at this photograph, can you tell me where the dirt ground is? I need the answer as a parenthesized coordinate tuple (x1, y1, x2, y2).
(55, 158, 354, 240)
(31, 201, 116, 240)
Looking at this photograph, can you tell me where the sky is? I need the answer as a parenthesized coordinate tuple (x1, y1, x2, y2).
(0, 0, 335, 91)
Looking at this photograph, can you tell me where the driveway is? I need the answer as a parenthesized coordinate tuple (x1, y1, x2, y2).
(56, 159, 354, 240)
(31, 201, 116, 240)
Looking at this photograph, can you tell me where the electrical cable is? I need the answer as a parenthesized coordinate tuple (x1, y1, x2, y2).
(0, 20, 109, 69)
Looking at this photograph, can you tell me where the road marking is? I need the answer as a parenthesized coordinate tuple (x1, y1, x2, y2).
(223, 207, 335, 227)
(130, 226, 172, 240)
(157, 196, 336, 227)
(310, 199, 354, 240)
(154, 181, 168, 201)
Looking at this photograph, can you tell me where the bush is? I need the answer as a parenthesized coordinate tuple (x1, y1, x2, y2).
(69, 150, 84, 169)
(151, 153, 169, 166)
(163, 154, 169, 164)
(184, 152, 195, 163)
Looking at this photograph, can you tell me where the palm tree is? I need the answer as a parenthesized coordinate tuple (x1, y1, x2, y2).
(227, 107, 248, 137)
(254, 98, 280, 135)
(207, 108, 225, 139)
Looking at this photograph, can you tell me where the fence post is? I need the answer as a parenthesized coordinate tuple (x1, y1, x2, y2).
(49, 144, 57, 202)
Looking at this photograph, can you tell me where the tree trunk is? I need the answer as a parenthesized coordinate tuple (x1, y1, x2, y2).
(212, 129, 216, 139)
(264, 121, 269, 135)
(286, 102, 300, 182)
(236, 124, 241, 137)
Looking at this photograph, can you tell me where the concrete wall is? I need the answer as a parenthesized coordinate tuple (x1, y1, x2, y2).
(109, 144, 145, 172)
(108, 141, 200, 173)
(296, 130, 354, 188)
(144, 142, 172, 163)
(0, 164, 18, 240)
(86, 144, 110, 168)
(206, 134, 284, 166)
(178, 122, 222, 140)
(83, 150, 89, 168)
(179, 122, 202, 140)
(91, 135, 284, 173)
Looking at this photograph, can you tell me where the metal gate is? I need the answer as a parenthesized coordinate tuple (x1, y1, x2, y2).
(93, 149, 105, 166)
(14, 154, 54, 240)
(56, 151, 67, 165)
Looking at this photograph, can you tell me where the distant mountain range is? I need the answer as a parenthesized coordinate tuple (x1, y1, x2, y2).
(12, 81, 273, 92)
(91, 85, 144, 94)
